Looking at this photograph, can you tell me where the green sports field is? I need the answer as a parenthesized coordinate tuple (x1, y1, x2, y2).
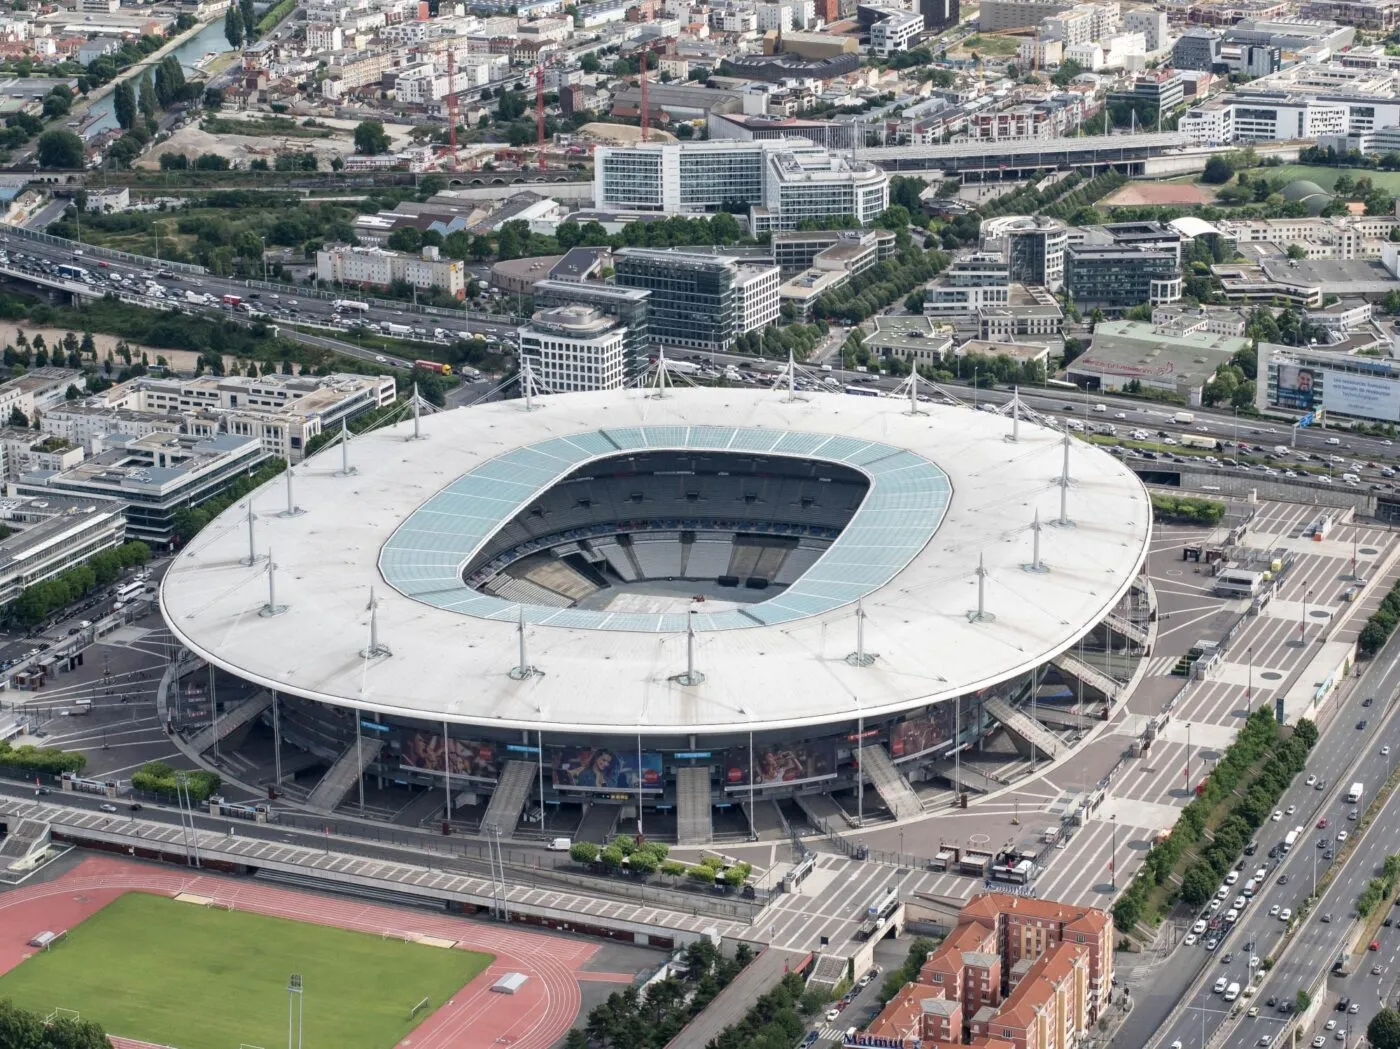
(0, 893, 493, 1049)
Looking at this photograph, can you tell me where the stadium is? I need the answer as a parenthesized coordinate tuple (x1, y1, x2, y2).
(159, 386, 1153, 843)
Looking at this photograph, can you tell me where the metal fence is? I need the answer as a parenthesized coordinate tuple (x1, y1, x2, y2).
(2, 221, 206, 276)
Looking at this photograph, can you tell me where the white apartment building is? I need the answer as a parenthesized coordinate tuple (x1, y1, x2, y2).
(1179, 92, 1399, 144)
(756, 3, 793, 30)
(1042, 3, 1117, 46)
(1215, 215, 1400, 259)
(0, 368, 81, 425)
(735, 264, 782, 334)
(519, 15, 572, 40)
(712, 7, 757, 30)
(518, 306, 629, 393)
(54, 373, 397, 463)
(397, 68, 451, 104)
(306, 22, 342, 51)
(594, 138, 888, 232)
(1122, 8, 1166, 49)
(870, 10, 924, 57)
(317, 245, 466, 299)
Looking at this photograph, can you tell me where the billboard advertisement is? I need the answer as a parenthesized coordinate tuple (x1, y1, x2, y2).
(724, 741, 837, 789)
(1323, 369, 1400, 423)
(889, 695, 984, 762)
(1275, 364, 1319, 411)
(553, 747, 663, 791)
(398, 730, 500, 784)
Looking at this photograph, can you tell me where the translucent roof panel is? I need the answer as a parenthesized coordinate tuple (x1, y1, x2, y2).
(379, 426, 950, 632)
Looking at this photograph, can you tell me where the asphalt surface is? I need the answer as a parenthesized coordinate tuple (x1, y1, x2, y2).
(1137, 637, 1400, 1049)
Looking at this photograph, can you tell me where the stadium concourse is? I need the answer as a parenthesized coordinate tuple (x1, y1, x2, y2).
(159, 386, 1152, 848)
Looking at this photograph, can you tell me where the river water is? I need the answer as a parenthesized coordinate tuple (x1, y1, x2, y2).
(84, 19, 234, 136)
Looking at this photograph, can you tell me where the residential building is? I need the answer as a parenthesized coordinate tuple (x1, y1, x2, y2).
(0, 368, 80, 426)
(0, 429, 83, 483)
(1297, 0, 1400, 30)
(1217, 215, 1400, 260)
(1066, 319, 1248, 404)
(593, 138, 889, 233)
(979, 0, 1073, 29)
(1042, 2, 1118, 46)
(316, 244, 465, 299)
(518, 306, 629, 392)
(14, 432, 267, 548)
(614, 249, 777, 352)
(1066, 245, 1182, 308)
(85, 187, 129, 213)
(0, 494, 127, 607)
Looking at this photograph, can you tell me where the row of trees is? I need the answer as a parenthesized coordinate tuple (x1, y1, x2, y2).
(1359, 576, 1400, 657)
(0, 1000, 109, 1048)
(564, 939, 752, 1049)
(567, 837, 753, 886)
(170, 458, 286, 545)
(1116, 710, 1317, 931)
(131, 760, 221, 802)
(815, 247, 950, 327)
(1150, 494, 1227, 526)
(6, 541, 151, 627)
(0, 738, 87, 775)
(1357, 852, 1400, 917)
(707, 970, 809, 1049)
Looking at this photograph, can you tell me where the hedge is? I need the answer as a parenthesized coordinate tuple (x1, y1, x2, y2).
(1151, 493, 1227, 526)
(1113, 711, 1317, 932)
(0, 738, 86, 775)
(130, 760, 220, 802)
(1359, 576, 1400, 657)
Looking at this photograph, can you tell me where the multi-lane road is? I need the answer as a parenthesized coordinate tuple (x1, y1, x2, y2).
(1145, 638, 1400, 1049)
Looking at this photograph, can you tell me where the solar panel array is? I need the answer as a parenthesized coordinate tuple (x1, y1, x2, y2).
(379, 425, 950, 632)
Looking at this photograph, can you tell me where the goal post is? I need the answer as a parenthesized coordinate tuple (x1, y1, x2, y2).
(408, 996, 431, 1020)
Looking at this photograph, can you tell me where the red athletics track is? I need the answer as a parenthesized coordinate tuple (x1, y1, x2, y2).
(0, 855, 627, 1049)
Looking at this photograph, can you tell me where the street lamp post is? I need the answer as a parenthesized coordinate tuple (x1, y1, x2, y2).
(1110, 814, 1118, 890)
(1185, 722, 1192, 794)
(1247, 645, 1254, 713)
(1301, 585, 1313, 645)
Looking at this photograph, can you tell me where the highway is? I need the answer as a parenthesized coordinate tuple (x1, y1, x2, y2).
(1146, 638, 1400, 1049)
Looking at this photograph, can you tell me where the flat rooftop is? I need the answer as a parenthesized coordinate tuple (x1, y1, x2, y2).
(160, 388, 1150, 736)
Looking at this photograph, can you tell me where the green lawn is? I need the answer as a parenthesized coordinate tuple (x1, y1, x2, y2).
(0, 893, 493, 1049)
(958, 33, 1023, 55)
(1235, 165, 1400, 194)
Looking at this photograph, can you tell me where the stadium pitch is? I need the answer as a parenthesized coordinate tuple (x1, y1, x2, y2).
(0, 892, 493, 1049)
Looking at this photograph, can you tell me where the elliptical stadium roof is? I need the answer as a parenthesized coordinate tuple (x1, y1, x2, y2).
(159, 388, 1152, 736)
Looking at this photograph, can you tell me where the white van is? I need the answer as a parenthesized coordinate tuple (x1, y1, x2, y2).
(1093, 403, 1107, 413)
(1343, 473, 1360, 486)
(1225, 983, 1241, 1002)
(547, 837, 572, 851)
(1215, 977, 1229, 994)
(1327, 437, 1341, 445)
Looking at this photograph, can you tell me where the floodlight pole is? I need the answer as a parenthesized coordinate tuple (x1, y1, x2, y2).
(272, 690, 283, 786)
(355, 706, 364, 813)
(442, 718, 452, 822)
(287, 974, 303, 1049)
(636, 731, 645, 838)
(537, 729, 546, 839)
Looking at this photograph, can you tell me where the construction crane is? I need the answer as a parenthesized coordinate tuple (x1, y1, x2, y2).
(446, 49, 459, 171)
(640, 48, 648, 143)
(533, 52, 559, 170)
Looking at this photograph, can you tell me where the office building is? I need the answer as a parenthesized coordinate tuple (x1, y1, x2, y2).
(15, 432, 267, 548)
(1107, 69, 1185, 116)
(531, 279, 651, 370)
(316, 245, 465, 299)
(1173, 26, 1222, 70)
(614, 249, 780, 352)
(1225, 17, 1355, 51)
(921, 0, 959, 31)
(1066, 245, 1182, 309)
(1257, 339, 1400, 423)
(869, 8, 925, 56)
(1297, 0, 1400, 30)
(0, 495, 128, 607)
(770, 228, 897, 274)
(46, 373, 397, 464)
(979, 0, 1072, 29)
(978, 286, 1065, 339)
(0, 368, 82, 426)
(1122, 8, 1167, 48)
(923, 253, 1012, 318)
(1001, 217, 1068, 292)
(594, 139, 888, 233)
(518, 306, 629, 393)
(1073, 221, 1183, 264)
(708, 112, 858, 149)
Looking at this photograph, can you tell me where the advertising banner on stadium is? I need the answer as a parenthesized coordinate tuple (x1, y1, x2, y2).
(1323, 369, 1400, 423)
(398, 730, 500, 783)
(889, 695, 982, 762)
(723, 741, 837, 789)
(553, 747, 663, 791)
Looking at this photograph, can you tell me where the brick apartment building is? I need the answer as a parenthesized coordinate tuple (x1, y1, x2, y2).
(855, 894, 1113, 1049)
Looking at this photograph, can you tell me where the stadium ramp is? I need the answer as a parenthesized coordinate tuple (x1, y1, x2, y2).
(1050, 652, 1119, 701)
(982, 695, 1061, 761)
(183, 690, 273, 755)
(481, 760, 537, 835)
(676, 766, 712, 845)
(1103, 611, 1148, 647)
(305, 736, 384, 811)
(859, 744, 924, 820)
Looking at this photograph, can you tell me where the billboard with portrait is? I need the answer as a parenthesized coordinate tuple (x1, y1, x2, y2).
(397, 730, 500, 783)
(889, 695, 984, 762)
(723, 741, 837, 789)
(1275, 364, 1319, 411)
(553, 747, 663, 791)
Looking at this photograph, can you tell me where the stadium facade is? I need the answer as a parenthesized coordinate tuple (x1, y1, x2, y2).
(160, 388, 1151, 836)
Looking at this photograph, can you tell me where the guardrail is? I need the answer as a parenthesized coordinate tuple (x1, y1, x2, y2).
(1, 221, 206, 275)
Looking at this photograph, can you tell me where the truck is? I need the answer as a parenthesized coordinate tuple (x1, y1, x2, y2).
(1348, 782, 1364, 803)
(856, 884, 900, 939)
(412, 359, 453, 375)
(1180, 433, 1221, 451)
(1283, 828, 1300, 853)
(661, 359, 701, 375)
(381, 322, 412, 336)
(185, 290, 204, 304)
(332, 298, 369, 314)
(221, 294, 242, 307)
(1173, 412, 1196, 425)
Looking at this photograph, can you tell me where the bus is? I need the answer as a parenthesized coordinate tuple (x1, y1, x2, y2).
(113, 581, 144, 607)
(844, 385, 882, 398)
(56, 264, 89, 281)
(333, 299, 370, 313)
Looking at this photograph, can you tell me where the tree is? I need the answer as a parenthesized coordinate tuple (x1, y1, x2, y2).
(138, 71, 156, 119)
(568, 840, 599, 863)
(36, 128, 82, 168)
(1051, 57, 1084, 87)
(1202, 154, 1235, 184)
(1286, 243, 1307, 260)
(1180, 863, 1216, 907)
(387, 226, 423, 253)
(354, 120, 391, 156)
(1369, 1009, 1400, 1049)
(41, 93, 69, 119)
(8, 406, 26, 428)
(496, 223, 521, 260)
(112, 80, 136, 130)
(224, 5, 243, 48)
(204, 86, 225, 110)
